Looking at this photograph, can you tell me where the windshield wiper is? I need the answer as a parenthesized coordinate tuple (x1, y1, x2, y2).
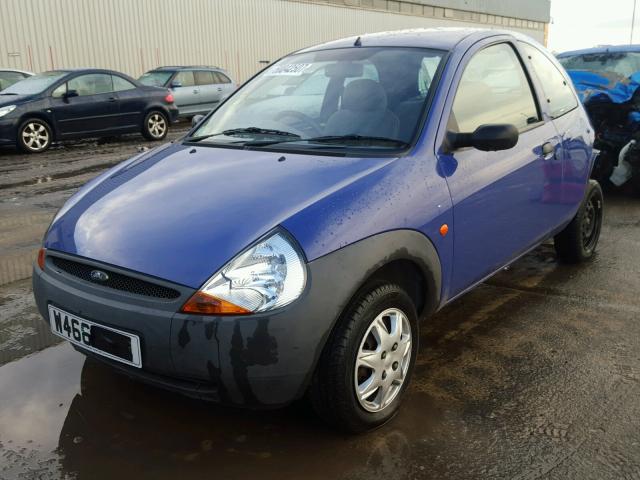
(184, 127, 301, 143)
(244, 134, 409, 148)
(0, 93, 18, 96)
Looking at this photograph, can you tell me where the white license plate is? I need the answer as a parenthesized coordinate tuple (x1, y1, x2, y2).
(48, 305, 142, 368)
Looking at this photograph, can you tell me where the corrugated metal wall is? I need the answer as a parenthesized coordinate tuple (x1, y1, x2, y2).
(0, 0, 546, 82)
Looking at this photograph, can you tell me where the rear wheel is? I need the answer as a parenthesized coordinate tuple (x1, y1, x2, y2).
(142, 110, 168, 141)
(309, 284, 418, 433)
(18, 119, 52, 153)
(554, 179, 604, 263)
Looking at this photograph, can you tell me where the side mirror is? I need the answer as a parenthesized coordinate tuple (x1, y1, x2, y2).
(64, 89, 79, 100)
(446, 124, 519, 152)
(191, 115, 204, 128)
(170, 81, 182, 89)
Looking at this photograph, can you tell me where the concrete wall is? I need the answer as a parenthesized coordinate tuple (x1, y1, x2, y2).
(0, 0, 547, 82)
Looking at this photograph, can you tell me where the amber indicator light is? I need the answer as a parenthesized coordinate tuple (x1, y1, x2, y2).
(181, 291, 251, 315)
(440, 224, 449, 237)
(37, 248, 46, 270)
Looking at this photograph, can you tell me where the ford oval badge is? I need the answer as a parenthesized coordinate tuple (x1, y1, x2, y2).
(90, 270, 109, 282)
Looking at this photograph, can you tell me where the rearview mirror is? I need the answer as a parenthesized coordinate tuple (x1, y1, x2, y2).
(191, 115, 204, 128)
(170, 81, 182, 89)
(445, 124, 519, 152)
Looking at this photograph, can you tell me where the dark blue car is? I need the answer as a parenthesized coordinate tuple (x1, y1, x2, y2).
(33, 29, 601, 432)
(0, 68, 178, 153)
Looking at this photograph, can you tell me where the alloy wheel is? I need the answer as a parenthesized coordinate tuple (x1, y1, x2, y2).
(354, 308, 412, 413)
(22, 122, 50, 152)
(147, 113, 167, 139)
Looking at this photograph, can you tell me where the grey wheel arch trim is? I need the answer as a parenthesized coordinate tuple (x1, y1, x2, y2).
(301, 229, 441, 396)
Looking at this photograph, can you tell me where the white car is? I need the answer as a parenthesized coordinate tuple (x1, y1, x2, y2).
(0, 69, 33, 91)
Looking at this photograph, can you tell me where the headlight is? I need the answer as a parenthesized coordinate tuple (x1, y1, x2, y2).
(181, 230, 306, 315)
(0, 105, 16, 118)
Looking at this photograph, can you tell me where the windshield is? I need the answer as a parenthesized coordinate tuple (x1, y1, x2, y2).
(1, 71, 66, 95)
(188, 47, 445, 153)
(138, 71, 173, 87)
(558, 52, 640, 78)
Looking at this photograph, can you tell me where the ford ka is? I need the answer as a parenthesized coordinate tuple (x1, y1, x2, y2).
(33, 29, 602, 433)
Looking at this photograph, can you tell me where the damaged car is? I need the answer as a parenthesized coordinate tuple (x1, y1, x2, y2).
(558, 45, 640, 192)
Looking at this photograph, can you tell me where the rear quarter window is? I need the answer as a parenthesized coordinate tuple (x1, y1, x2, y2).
(520, 42, 578, 119)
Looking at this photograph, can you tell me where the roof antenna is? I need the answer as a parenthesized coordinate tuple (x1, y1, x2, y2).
(354, 36, 362, 47)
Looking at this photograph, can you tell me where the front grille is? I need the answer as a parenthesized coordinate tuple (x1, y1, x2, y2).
(51, 256, 181, 300)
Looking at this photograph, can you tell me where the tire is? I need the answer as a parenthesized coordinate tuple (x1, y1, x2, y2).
(18, 118, 52, 153)
(142, 110, 169, 141)
(309, 283, 419, 433)
(554, 179, 604, 263)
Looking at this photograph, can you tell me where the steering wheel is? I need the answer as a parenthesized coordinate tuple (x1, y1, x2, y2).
(274, 110, 322, 137)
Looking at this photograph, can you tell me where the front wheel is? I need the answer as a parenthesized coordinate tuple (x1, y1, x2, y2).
(142, 110, 169, 141)
(554, 179, 604, 263)
(18, 119, 52, 153)
(309, 284, 418, 433)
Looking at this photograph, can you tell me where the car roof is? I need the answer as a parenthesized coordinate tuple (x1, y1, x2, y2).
(46, 68, 130, 75)
(557, 44, 640, 57)
(151, 66, 225, 71)
(297, 27, 537, 53)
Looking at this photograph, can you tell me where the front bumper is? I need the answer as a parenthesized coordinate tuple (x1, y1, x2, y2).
(0, 117, 18, 146)
(32, 250, 341, 408)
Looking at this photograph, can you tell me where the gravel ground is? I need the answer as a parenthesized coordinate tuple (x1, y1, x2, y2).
(0, 133, 639, 479)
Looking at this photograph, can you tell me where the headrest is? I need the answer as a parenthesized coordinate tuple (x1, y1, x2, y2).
(342, 79, 387, 112)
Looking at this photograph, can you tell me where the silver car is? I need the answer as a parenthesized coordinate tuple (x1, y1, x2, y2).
(0, 69, 33, 91)
(138, 66, 235, 117)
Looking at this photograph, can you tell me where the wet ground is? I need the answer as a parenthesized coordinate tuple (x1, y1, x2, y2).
(1, 134, 640, 479)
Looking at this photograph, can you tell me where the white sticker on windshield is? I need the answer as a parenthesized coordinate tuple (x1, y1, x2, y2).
(265, 63, 313, 76)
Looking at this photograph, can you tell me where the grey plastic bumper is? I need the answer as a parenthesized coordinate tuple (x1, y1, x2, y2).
(33, 230, 441, 408)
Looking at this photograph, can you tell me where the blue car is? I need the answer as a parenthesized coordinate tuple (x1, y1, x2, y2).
(557, 46, 640, 190)
(33, 29, 601, 432)
(0, 68, 179, 153)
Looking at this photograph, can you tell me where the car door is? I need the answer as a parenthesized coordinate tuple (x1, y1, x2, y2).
(519, 42, 591, 213)
(49, 73, 118, 137)
(111, 74, 146, 132)
(193, 70, 219, 113)
(169, 70, 198, 115)
(213, 71, 235, 103)
(437, 41, 566, 298)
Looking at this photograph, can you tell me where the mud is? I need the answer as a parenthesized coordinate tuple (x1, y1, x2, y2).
(1, 135, 639, 479)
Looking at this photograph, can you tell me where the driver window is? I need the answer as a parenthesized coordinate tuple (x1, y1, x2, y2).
(52, 83, 67, 98)
(450, 43, 539, 133)
(174, 71, 195, 87)
(68, 74, 114, 96)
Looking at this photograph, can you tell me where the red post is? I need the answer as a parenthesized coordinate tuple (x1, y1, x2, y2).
(27, 45, 33, 72)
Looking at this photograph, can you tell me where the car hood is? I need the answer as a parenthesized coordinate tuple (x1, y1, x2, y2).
(0, 94, 36, 106)
(44, 143, 396, 288)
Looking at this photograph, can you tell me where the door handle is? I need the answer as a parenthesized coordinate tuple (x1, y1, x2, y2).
(217, 87, 222, 92)
(107, 97, 117, 102)
(193, 89, 199, 94)
(541, 142, 555, 160)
